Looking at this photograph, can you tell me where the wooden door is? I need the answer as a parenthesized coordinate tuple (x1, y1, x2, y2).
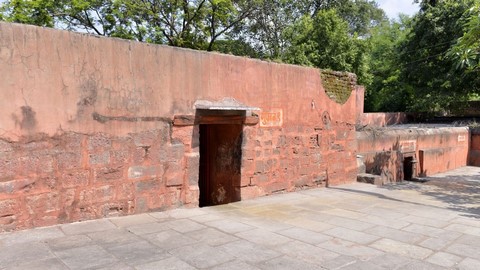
(199, 124, 242, 207)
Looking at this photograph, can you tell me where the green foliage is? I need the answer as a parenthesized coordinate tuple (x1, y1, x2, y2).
(282, 10, 370, 84)
(399, 0, 479, 113)
(364, 16, 412, 112)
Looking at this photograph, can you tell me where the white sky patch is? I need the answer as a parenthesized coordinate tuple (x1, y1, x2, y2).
(376, 0, 420, 19)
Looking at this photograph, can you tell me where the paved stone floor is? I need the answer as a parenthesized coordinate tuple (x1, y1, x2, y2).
(1, 166, 479, 270)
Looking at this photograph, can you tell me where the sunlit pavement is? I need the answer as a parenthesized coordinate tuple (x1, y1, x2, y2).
(1, 166, 479, 269)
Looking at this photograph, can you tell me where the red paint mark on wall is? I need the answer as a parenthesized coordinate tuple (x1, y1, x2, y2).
(260, 109, 283, 127)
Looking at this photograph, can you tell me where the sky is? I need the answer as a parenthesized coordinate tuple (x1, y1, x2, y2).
(376, 0, 420, 19)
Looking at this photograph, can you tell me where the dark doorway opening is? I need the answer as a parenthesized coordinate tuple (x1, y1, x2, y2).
(199, 124, 243, 207)
(403, 156, 414, 180)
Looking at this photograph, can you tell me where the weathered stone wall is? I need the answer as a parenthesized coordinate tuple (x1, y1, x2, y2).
(0, 22, 358, 231)
(357, 127, 469, 183)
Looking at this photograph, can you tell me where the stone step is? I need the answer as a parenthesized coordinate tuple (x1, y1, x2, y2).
(357, 173, 383, 186)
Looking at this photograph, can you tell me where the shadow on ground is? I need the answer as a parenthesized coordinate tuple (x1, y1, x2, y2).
(331, 167, 480, 219)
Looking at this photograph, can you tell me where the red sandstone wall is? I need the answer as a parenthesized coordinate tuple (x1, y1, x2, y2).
(357, 127, 469, 183)
(358, 113, 407, 127)
(0, 22, 358, 231)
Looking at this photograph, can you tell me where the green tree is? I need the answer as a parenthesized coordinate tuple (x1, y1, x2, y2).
(365, 16, 412, 112)
(282, 10, 370, 84)
(399, 0, 479, 113)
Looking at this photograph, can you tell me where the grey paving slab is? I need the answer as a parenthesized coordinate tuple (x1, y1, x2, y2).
(318, 238, 384, 261)
(425, 251, 462, 268)
(7, 258, 68, 270)
(135, 256, 196, 270)
(108, 213, 158, 228)
(445, 243, 480, 259)
(324, 227, 380, 244)
(218, 240, 281, 264)
(167, 219, 207, 233)
(273, 240, 340, 265)
(144, 229, 199, 250)
(365, 225, 425, 244)
(0, 226, 64, 246)
(88, 228, 143, 249)
(54, 245, 118, 270)
(126, 221, 171, 235)
(45, 235, 93, 251)
(204, 219, 255, 234)
(0, 242, 55, 269)
(107, 240, 169, 266)
(457, 257, 480, 270)
(185, 227, 239, 246)
(210, 260, 261, 270)
(277, 227, 332, 245)
(61, 219, 116, 235)
(169, 243, 236, 268)
(235, 228, 292, 247)
(0, 166, 479, 270)
(258, 256, 319, 270)
(370, 238, 433, 260)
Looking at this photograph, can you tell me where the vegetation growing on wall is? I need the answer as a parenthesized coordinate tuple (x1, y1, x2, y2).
(320, 71, 356, 105)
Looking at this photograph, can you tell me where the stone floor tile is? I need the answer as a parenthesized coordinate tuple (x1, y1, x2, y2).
(455, 234, 480, 247)
(169, 243, 236, 268)
(45, 234, 93, 251)
(418, 237, 454, 251)
(185, 227, 239, 246)
(401, 223, 445, 237)
(357, 206, 408, 220)
(88, 228, 143, 249)
(397, 260, 448, 270)
(135, 256, 196, 270)
(425, 251, 462, 268)
(210, 260, 261, 270)
(324, 227, 380, 244)
(257, 256, 319, 270)
(0, 242, 55, 269)
(126, 221, 171, 235)
(218, 240, 281, 263)
(444, 223, 480, 237)
(188, 213, 223, 223)
(168, 219, 207, 233)
(365, 225, 425, 244)
(456, 257, 480, 270)
(95, 262, 135, 270)
(107, 240, 169, 266)
(318, 255, 357, 270)
(284, 217, 334, 232)
(61, 219, 116, 235)
(324, 216, 376, 231)
(366, 253, 412, 269)
(445, 243, 480, 259)
(0, 226, 64, 246)
(55, 244, 118, 270)
(7, 258, 68, 270)
(273, 240, 340, 265)
(147, 211, 171, 220)
(318, 238, 384, 261)
(235, 228, 292, 247)
(320, 208, 366, 219)
(369, 238, 433, 260)
(359, 214, 411, 230)
(166, 208, 208, 219)
(277, 227, 331, 245)
(108, 213, 158, 228)
(205, 219, 255, 234)
(400, 214, 449, 228)
(240, 217, 293, 232)
(144, 229, 199, 250)
(338, 260, 387, 270)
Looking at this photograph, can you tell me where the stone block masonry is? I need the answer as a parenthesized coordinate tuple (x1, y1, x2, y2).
(0, 22, 360, 231)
